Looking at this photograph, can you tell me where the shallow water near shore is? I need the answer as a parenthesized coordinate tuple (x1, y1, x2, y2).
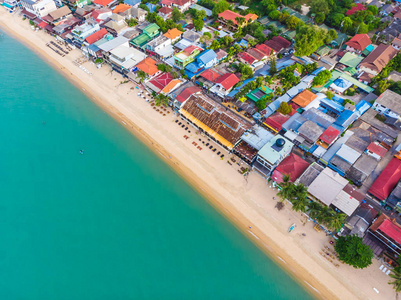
(0, 31, 313, 299)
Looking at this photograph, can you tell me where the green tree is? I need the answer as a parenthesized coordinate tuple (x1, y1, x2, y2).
(376, 80, 390, 95)
(307, 201, 323, 220)
(278, 11, 290, 23)
(277, 102, 293, 115)
(310, 0, 330, 15)
(172, 7, 182, 22)
(312, 70, 331, 86)
(389, 266, 401, 293)
(277, 175, 294, 202)
(295, 25, 328, 57)
(177, 23, 183, 31)
(335, 235, 373, 269)
(367, 5, 378, 15)
(357, 22, 369, 34)
(194, 19, 204, 31)
(326, 90, 334, 99)
(269, 53, 277, 75)
(269, 10, 281, 21)
(327, 213, 346, 232)
(155, 93, 169, 106)
(212, 0, 230, 17)
(291, 184, 308, 213)
(255, 98, 269, 111)
(139, 3, 150, 12)
(315, 13, 325, 24)
(137, 70, 147, 83)
(342, 16, 353, 33)
(210, 40, 221, 50)
(327, 13, 344, 28)
(286, 15, 303, 30)
(325, 29, 337, 43)
(128, 18, 138, 27)
(157, 63, 172, 73)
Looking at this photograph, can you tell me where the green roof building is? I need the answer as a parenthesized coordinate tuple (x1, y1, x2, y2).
(339, 52, 363, 68)
(246, 86, 273, 102)
(130, 23, 160, 49)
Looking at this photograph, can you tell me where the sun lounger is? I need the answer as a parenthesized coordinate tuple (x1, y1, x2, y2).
(379, 265, 384, 270)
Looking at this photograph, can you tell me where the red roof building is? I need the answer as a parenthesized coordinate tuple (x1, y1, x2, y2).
(176, 86, 201, 103)
(38, 21, 48, 29)
(271, 153, 309, 183)
(85, 28, 108, 45)
(346, 3, 366, 16)
(247, 48, 266, 61)
(93, 0, 114, 6)
(319, 126, 340, 145)
(200, 69, 222, 82)
(214, 73, 240, 91)
(146, 72, 174, 93)
(377, 219, 401, 246)
(369, 158, 401, 201)
(158, 6, 173, 16)
(263, 112, 290, 133)
(238, 51, 257, 64)
(345, 34, 371, 52)
(366, 142, 388, 158)
(264, 36, 291, 53)
(256, 44, 274, 56)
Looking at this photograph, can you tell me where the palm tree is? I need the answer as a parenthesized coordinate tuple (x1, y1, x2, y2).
(290, 184, 308, 212)
(137, 70, 147, 83)
(292, 196, 308, 212)
(307, 201, 322, 220)
(155, 94, 169, 106)
(327, 212, 346, 232)
(316, 205, 332, 224)
(277, 175, 293, 202)
(389, 267, 401, 293)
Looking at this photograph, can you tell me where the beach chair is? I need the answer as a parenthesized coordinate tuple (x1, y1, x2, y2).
(379, 265, 384, 270)
(386, 270, 391, 275)
(383, 267, 387, 273)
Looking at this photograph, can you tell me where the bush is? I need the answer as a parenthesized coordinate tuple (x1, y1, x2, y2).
(277, 102, 293, 115)
(335, 235, 373, 269)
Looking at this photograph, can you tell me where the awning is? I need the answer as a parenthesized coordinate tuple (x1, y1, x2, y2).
(21, 9, 36, 20)
(38, 21, 48, 29)
(181, 110, 233, 149)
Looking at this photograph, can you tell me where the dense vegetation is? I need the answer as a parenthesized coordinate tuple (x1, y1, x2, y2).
(335, 235, 373, 269)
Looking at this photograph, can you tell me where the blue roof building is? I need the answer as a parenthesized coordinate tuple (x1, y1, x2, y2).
(184, 49, 218, 79)
(333, 110, 358, 132)
(355, 100, 371, 117)
(320, 98, 345, 115)
(236, 39, 248, 48)
(124, 0, 141, 5)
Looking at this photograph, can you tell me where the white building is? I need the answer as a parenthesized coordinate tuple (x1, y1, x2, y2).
(109, 44, 147, 73)
(373, 89, 401, 120)
(253, 135, 293, 177)
(71, 20, 100, 48)
(20, 0, 57, 17)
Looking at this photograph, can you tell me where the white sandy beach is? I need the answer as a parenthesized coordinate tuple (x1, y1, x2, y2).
(0, 9, 396, 300)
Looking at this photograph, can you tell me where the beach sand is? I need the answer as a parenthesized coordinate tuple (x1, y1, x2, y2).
(0, 9, 395, 300)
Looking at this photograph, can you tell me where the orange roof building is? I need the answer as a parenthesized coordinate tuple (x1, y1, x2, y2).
(136, 57, 158, 76)
(93, 0, 114, 7)
(291, 90, 317, 108)
(161, 79, 181, 94)
(113, 4, 131, 14)
(163, 28, 183, 41)
(218, 10, 258, 27)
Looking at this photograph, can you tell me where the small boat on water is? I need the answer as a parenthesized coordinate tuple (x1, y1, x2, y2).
(79, 150, 84, 155)
(288, 223, 296, 233)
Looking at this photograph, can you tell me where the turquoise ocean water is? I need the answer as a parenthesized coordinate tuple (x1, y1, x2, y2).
(0, 31, 313, 299)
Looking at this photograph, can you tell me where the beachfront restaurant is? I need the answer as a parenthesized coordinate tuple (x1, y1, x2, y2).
(179, 93, 252, 151)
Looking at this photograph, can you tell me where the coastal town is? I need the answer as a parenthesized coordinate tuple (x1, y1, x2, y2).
(2, 0, 401, 298)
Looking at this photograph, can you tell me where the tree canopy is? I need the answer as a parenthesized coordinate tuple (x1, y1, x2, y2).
(312, 70, 331, 86)
(277, 102, 293, 115)
(294, 25, 328, 57)
(335, 235, 373, 269)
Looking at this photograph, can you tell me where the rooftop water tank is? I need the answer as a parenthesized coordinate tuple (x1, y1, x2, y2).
(276, 138, 285, 147)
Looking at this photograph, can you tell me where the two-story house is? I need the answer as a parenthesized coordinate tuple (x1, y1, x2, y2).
(71, 19, 100, 48)
(174, 45, 202, 69)
(184, 49, 217, 78)
(20, 0, 57, 18)
(130, 23, 160, 49)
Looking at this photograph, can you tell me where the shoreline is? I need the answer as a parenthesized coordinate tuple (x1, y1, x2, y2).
(0, 10, 394, 300)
